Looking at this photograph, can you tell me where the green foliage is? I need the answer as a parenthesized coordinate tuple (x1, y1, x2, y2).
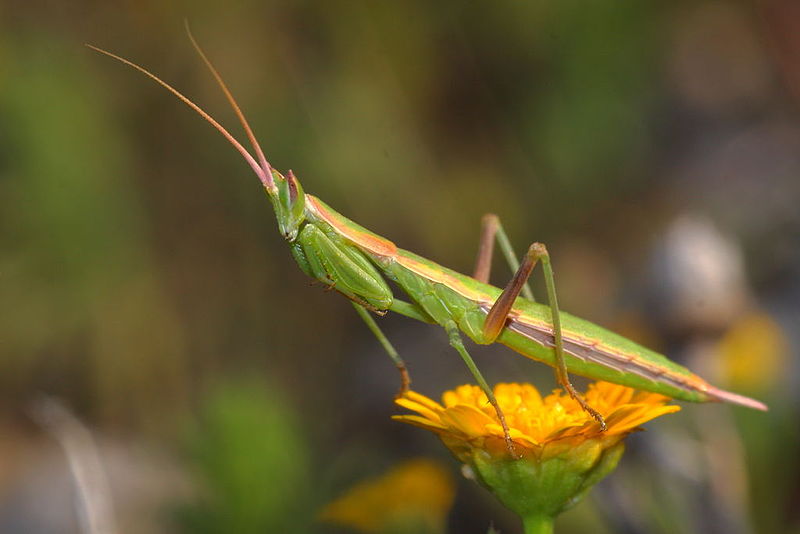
(0, 33, 185, 423)
(174, 379, 313, 534)
(533, 0, 659, 197)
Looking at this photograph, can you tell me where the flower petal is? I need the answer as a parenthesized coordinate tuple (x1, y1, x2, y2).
(402, 390, 445, 411)
(395, 397, 443, 424)
(605, 404, 681, 434)
(391, 415, 448, 432)
(439, 405, 495, 437)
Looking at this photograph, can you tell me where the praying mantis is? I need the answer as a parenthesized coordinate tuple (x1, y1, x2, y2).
(89, 33, 766, 452)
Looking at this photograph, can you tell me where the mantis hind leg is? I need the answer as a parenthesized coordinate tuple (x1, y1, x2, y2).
(472, 214, 534, 301)
(352, 303, 410, 395)
(483, 242, 607, 431)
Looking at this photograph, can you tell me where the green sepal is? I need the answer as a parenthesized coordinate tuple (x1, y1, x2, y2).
(468, 440, 624, 521)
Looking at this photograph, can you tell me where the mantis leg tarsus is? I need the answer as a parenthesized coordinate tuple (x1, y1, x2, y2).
(352, 303, 410, 395)
(484, 242, 607, 430)
(445, 322, 519, 458)
(558, 373, 607, 431)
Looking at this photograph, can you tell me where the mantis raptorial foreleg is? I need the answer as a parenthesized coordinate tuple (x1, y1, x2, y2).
(352, 303, 410, 395)
(472, 214, 535, 301)
(483, 242, 608, 430)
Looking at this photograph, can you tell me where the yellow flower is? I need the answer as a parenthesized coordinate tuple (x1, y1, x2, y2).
(319, 458, 455, 534)
(394, 382, 680, 532)
(394, 382, 680, 462)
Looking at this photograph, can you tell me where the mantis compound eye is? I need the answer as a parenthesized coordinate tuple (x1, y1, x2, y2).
(287, 169, 300, 203)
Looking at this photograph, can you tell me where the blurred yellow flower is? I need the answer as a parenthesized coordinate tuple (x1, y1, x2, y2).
(394, 382, 680, 462)
(319, 458, 455, 534)
(718, 311, 787, 392)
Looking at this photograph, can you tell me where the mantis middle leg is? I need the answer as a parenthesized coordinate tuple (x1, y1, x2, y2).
(446, 321, 518, 457)
(401, 278, 519, 456)
(356, 286, 516, 449)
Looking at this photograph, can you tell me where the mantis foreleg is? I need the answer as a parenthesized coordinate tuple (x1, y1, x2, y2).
(483, 243, 607, 430)
(294, 223, 414, 391)
(295, 223, 393, 311)
(472, 214, 535, 301)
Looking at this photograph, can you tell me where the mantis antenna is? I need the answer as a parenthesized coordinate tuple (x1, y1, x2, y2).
(85, 43, 275, 191)
(183, 22, 274, 182)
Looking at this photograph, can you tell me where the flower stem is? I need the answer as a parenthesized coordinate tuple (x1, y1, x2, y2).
(522, 515, 554, 534)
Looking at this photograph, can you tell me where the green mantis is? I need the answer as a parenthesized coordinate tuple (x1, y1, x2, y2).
(89, 35, 766, 452)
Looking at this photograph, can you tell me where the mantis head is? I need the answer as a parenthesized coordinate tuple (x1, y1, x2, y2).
(88, 26, 308, 242)
(269, 168, 305, 241)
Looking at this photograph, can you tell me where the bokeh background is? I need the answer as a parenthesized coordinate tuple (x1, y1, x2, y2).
(1, 1, 798, 533)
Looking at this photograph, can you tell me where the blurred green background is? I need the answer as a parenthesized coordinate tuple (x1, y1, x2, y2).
(1, 1, 798, 533)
